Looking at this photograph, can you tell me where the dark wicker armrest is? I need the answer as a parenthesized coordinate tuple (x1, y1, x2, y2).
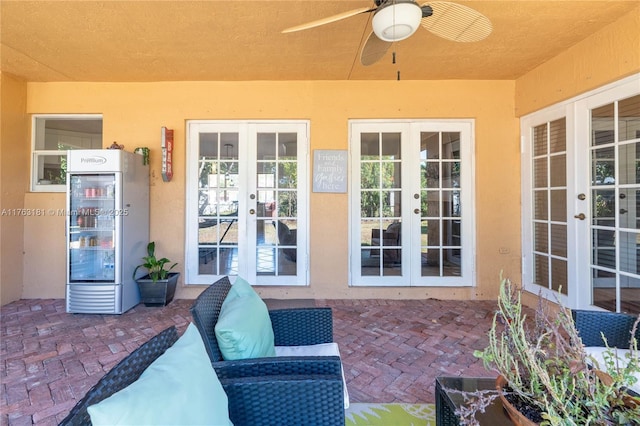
(59, 326, 179, 426)
(212, 355, 342, 379)
(573, 309, 640, 349)
(221, 374, 345, 426)
(269, 307, 333, 346)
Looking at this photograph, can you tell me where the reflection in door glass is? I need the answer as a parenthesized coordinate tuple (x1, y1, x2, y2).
(419, 132, 462, 277)
(590, 95, 640, 313)
(531, 119, 568, 294)
(360, 132, 402, 277)
(198, 132, 239, 276)
(256, 132, 298, 276)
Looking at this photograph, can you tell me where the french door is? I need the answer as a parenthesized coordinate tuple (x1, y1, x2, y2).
(349, 120, 475, 287)
(186, 121, 308, 286)
(522, 75, 640, 313)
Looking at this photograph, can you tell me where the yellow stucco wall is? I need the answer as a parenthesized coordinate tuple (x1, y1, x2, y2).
(21, 80, 520, 301)
(3, 5, 638, 305)
(515, 4, 640, 116)
(0, 73, 28, 305)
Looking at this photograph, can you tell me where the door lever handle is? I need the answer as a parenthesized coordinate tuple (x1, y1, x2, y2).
(574, 213, 586, 220)
(620, 209, 628, 214)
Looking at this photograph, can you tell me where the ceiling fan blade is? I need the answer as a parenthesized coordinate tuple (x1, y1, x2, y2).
(282, 7, 373, 33)
(420, 1, 492, 42)
(360, 31, 392, 66)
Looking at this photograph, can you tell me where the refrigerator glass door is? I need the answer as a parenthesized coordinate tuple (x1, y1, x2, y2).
(69, 174, 117, 282)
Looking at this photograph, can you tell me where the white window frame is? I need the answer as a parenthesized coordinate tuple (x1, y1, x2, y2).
(31, 114, 103, 192)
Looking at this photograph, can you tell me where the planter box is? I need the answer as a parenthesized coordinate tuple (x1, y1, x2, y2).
(135, 272, 179, 307)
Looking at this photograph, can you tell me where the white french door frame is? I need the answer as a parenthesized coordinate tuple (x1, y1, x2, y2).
(521, 105, 579, 307)
(521, 73, 640, 310)
(185, 120, 309, 286)
(349, 119, 476, 287)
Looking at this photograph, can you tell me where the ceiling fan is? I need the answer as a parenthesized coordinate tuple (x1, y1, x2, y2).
(282, 0, 492, 66)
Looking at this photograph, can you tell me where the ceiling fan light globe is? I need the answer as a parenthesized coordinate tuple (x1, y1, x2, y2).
(372, 2, 422, 42)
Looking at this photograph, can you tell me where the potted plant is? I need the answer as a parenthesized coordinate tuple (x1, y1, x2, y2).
(133, 241, 179, 306)
(454, 276, 640, 425)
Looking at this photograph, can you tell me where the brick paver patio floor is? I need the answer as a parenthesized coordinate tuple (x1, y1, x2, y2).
(1, 297, 500, 425)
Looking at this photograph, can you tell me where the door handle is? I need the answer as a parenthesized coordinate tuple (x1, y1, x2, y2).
(249, 209, 255, 215)
(620, 208, 628, 214)
(414, 208, 420, 214)
(574, 213, 586, 220)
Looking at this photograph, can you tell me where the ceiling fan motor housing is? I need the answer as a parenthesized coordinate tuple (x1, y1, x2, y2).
(372, 0, 423, 42)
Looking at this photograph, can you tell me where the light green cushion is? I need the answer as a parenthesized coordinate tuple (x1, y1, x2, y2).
(214, 277, 276, 360)
(88, 323, 232, 426)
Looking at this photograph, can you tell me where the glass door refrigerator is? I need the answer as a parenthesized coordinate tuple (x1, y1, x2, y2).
(66, 149, 149, 314)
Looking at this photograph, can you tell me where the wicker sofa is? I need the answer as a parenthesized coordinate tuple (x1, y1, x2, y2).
(60, 326, 180, 425)
(59, 323, 345, 425)
(190, 276, 346, 426)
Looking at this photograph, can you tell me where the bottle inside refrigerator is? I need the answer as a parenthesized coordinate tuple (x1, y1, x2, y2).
(66, 149, 149, 314)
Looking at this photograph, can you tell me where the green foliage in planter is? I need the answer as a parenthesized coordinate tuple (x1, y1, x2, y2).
(133, 242, 178, 283)
(457, 276, 640, 426)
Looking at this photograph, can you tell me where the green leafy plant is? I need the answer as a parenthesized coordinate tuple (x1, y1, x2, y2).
(133, 242, 177, 283)
(455, 276, 640, 425)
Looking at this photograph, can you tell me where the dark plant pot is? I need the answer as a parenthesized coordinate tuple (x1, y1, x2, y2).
(135, 272, 179, 307)
(496, 375, 539, 426)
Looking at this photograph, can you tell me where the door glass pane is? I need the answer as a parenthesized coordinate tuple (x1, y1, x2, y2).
(549, 119, 566, 153)
(620, 275, 640, 313)
(442, 162, 460, 188)
(618, 95, 640, 142)
(534, 158, 547, 187)
(534, 190, 547, 220)
(619, 189, 639, 229)
(443, 249, 461, 276)
(592, 269, 616, 310)
(551, 224, 567, 257)
(382, 133, 401, 160)
(551, 258, 568, 295)
(423, 163, 439, 188)
(550, 155, 566, 187)
(535, 222, 548, 253)
(421, 132, 439, 159)
(442, 133, 461, 159)
(620, 231, 640, 274)
(533, 124, 547, 156)
(593, 189, 615, 225)
(592, 104, 614, 146)
(534, 254, 549, 288)
(592, 229, 615, 269)
(618, 142, 640, 185)
(361, 133, 380, 158)
(592, 146, 615, 185)
(382, 163, 401, 189)
(550, 189, 566, 222)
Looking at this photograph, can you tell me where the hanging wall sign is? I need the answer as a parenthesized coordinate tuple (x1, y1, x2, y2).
(161, 127, 174, 182)
(313, 149, 347, 193)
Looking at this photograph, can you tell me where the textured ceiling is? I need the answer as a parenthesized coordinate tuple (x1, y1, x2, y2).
(1, 0, 638, 82)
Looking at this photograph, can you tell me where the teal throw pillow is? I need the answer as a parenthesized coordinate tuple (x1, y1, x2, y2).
(214, 276, 276, 360)
(87, 323, 232, 426)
